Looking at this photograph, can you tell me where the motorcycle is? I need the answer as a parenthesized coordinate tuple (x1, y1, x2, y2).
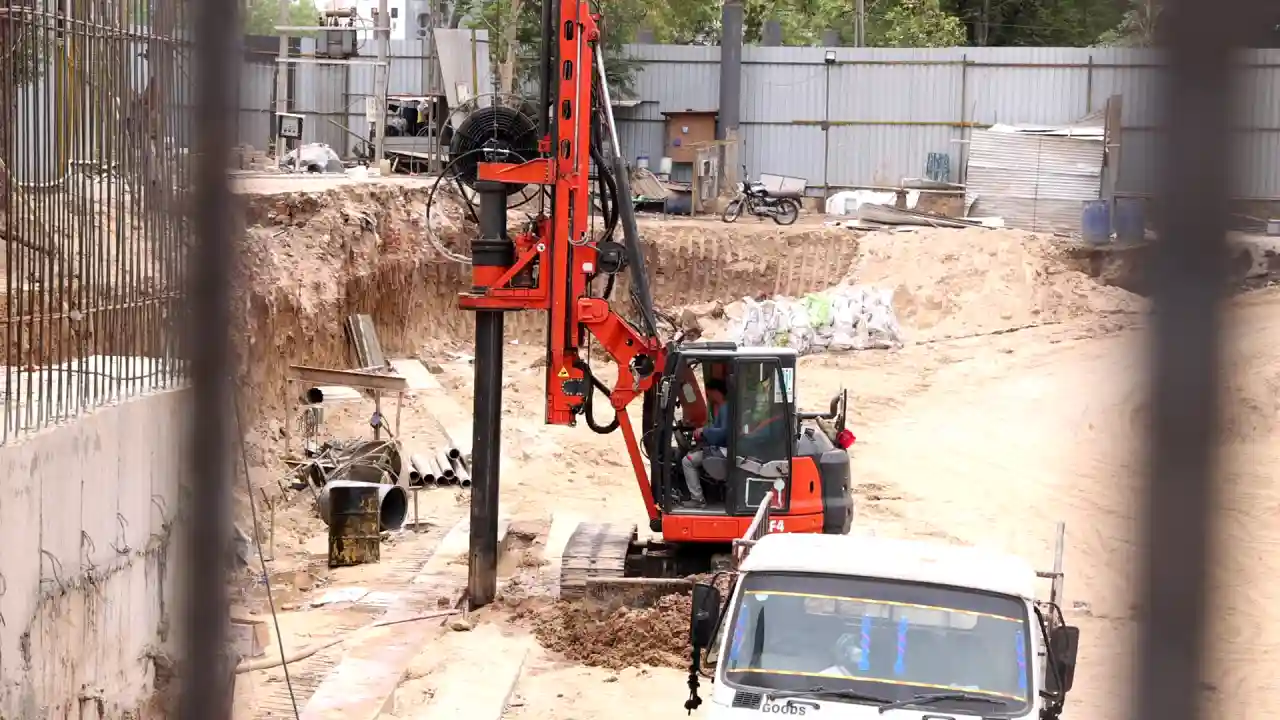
(721, 175, 801, 226)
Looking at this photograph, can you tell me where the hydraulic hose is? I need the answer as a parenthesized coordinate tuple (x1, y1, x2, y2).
(580, 364, 620, 435)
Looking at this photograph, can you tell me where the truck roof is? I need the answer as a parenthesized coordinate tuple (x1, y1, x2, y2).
(739, 532, 1039, 600)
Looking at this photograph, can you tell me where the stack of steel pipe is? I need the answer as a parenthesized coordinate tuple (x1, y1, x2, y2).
(448, 447, 472, 488)
(404, 447, 473, 489)
(434, 448, 456, 486)
(408, 454, 435, 486)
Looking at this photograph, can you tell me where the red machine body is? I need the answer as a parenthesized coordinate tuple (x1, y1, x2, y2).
(454, 0, 852, 598)
(457, 0, 666, 523)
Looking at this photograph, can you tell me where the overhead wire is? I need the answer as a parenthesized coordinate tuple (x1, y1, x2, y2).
(232, 393, 300, 720)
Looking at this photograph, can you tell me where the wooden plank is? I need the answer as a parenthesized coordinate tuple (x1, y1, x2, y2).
(290, 364, 409, 392)
(542, 511, 585, 599)
(388, 358, 442, 392)
(407, 628, 530, 720)
(297, 593, 458, 720)
(347, 314, 388, 369)
(386, 359, 472, 459)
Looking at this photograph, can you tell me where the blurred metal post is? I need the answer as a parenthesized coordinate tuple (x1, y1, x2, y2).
(276, 0, 289, 159)
(1138, 1, 1255, 719)
(374, 0, 390, 166)
(184, 0, 240, 716)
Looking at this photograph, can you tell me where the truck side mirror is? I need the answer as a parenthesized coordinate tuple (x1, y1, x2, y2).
(690, 583, 722, 650)
(1049, 625, 1080, 693)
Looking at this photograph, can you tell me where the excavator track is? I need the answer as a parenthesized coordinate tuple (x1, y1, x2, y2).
(558, 522, 637, 601)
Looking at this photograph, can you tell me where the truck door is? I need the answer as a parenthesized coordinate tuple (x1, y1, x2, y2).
(727, 358, 794, 515)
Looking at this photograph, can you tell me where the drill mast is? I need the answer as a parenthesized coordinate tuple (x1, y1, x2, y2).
(457, 0, 664, 607)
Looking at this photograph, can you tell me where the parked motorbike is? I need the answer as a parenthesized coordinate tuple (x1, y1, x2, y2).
(721, 177, 801, 226)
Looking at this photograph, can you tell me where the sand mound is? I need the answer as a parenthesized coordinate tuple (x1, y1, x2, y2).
(848, 228, 1145, 341)
(532, 595, 693, 670)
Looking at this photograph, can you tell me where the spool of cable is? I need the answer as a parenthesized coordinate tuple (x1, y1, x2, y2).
(448, 104, 539, 195)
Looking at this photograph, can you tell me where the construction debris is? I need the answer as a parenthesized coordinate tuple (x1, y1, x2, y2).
(531, 594, 694, 670)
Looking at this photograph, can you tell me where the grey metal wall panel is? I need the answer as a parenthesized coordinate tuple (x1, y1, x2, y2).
(238, 63, 277, 149)
(609, 101, 665, 165)
(227, 42, 1280, 198)
(741, 61, 825, 123)
(827, 124, 957, 188)
(966, 129, 1103, 232)
(632, 50, 719, 113)
(740, 123, 824, 184)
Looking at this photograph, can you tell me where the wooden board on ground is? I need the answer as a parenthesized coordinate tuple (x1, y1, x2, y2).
(407, 625, 531, 720)
(298, 592, 459, 720)
(542, 511, 586, 599)
(389, 358, 474, 460)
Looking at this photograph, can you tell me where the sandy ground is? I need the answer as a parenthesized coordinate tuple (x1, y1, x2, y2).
(230, 210, 1280, 720)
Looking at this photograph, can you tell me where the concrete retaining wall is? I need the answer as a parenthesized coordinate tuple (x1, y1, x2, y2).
(0, 390, 190, 719)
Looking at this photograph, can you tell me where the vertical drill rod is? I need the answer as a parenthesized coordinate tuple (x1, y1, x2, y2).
(468, 182, 513, 608)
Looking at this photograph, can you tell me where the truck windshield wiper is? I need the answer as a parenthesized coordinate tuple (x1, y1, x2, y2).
(878, 691, 1009, 714)
(766, 686, 894, 704)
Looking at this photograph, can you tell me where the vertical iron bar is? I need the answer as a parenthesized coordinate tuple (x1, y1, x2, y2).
(1138, 2, 1252, 720)
(467, 181, 510, 609)
(183, 0, 238, 715)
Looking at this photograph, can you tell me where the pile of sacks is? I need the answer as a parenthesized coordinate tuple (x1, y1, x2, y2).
(730, 285, 904, 355)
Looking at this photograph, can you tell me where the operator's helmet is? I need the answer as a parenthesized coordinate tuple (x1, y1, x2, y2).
(834, 632, 866, 672)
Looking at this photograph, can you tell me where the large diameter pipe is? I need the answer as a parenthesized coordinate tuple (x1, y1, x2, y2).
(451, 450, 472, 487)
(409, 454, 434, 486)
(424, 453, 448, 487)
(317, 479, 409, 531)
(435, 448, 456, 483)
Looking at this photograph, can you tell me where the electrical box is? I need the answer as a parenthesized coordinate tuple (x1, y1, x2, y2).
(276, 112, 304, 140)
(316, 28, 358, 58)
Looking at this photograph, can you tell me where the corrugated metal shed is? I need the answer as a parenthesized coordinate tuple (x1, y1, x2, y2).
(965, 129, 1103, 233)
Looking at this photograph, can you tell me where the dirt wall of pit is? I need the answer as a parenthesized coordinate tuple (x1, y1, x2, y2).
(234, 184, 858, 419)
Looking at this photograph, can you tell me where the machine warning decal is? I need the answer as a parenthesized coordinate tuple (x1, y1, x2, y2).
(557, 367, 570, 378)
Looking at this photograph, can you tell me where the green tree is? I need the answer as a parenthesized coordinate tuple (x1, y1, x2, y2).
(455, 0, 643, 97)
(879, 0, 966, 46)
(243, 0, 321, 36)
(1097, 0, 1160, 47)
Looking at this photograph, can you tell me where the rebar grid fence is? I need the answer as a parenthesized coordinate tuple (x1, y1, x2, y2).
(0, 0, 191, 443)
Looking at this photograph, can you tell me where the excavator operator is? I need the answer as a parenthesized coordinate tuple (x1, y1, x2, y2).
(681, 378, 731, 508)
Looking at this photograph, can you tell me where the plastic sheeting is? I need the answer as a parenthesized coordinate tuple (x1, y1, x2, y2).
(730, 285, 905, 355)
(279, 142, 344, 173)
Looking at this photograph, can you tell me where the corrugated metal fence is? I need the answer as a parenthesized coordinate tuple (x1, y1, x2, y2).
(238, 42, 1280, 199)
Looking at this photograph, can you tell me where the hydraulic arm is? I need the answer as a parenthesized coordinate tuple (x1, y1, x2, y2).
(457, 0, 665, 607)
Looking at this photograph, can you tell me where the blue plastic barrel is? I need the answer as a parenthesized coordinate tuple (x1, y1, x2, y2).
(1113, 197, 1145, 244)
(665, 189, 692, 215)
(1081, 200, 1111, 245)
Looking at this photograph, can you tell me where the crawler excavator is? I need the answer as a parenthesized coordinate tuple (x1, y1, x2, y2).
(445, 0, 856, 607)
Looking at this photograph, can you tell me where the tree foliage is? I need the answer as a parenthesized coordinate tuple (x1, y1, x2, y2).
(451, 0, 1152, 99)
(454, 0, 644, 96)
(243, 0, 321, 37)
(881, 0, 966, 46)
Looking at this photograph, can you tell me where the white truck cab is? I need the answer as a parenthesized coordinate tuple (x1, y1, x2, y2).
(684, 530, 1079, 720)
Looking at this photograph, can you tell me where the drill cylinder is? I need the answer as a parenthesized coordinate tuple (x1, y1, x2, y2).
(470, 181, 515, 290)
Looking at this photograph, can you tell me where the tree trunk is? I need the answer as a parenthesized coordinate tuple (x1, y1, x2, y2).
(497, 0, 524, 94)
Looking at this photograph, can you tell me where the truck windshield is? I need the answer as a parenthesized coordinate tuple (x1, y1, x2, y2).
(722, 572, 1033, 715)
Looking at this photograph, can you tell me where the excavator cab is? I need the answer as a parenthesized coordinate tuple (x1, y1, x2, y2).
(650, 343, 823, 530)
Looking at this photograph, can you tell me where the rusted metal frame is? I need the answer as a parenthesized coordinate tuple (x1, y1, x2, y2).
(288, 364, 410, 393)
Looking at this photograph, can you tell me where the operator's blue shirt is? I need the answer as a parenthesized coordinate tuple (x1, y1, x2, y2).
(703, 402, 731, 447)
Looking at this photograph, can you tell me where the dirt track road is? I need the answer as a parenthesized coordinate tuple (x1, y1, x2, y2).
(505, 288, 1280, 720)
(814, 288, 1280, 720)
